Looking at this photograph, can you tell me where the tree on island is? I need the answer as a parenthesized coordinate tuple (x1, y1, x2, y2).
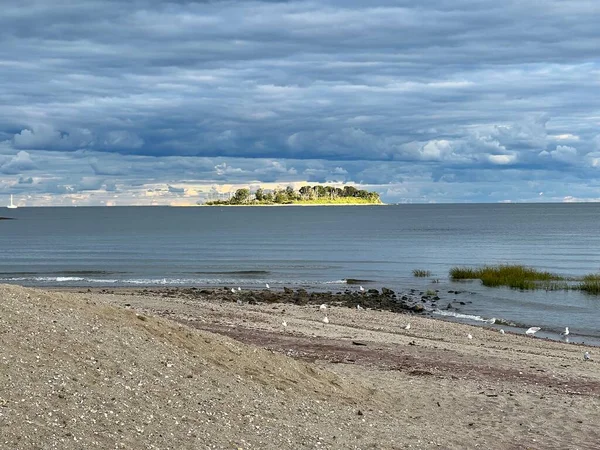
(205, 184, 382, 205)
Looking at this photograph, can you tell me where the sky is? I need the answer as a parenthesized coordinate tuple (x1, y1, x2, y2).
(1, 0, 600, 206)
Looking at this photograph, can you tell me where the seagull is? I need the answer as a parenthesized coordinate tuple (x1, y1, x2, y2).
(231, 288, 236, 294)
(265, 283, 270, 289)
(526, 327, 541, 336)
(282, 321, 287, 327)
(499, 329, 505, 334)
(236, 299, 242, 306)
(319, 304, 327, 311)
(467, 334, 473, 340)
(237, 287, 241, 292)
(356, 304, 363, 310)
(359, 285, 365, 292)
(584, 351, 591, 361)
(560, 327, 569, 337)
(404, 323, 411, 330)
(322, 316, 329, 324)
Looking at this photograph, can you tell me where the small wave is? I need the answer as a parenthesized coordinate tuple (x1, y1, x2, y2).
(432, 310, 488, 322)
(0, 276, 118, 283)
(192, 270, 270, 276)
(324, 279, 348, 284)
(0, 270, 123, 276)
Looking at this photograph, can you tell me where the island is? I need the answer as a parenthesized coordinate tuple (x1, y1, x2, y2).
(204, 185, 383, 205)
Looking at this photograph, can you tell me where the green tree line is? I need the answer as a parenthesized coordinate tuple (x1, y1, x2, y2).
(205, 185, 382, 205)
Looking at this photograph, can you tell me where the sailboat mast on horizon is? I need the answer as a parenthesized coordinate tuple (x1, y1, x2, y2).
(7, 194, 18, 209)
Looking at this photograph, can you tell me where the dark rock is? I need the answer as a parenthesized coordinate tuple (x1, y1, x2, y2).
(381, 287, 395, 296)
(412, 304, 424, 312)
(367, 289, 379, 295)
(283, 287, 293, 294)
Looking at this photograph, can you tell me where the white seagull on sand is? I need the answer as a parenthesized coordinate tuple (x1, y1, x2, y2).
(499, 329, 505, 334)
(467, 334, 473, 340)
(322, 316, 329, 324)
(319, 304, 327, 311)
(404, 323, 411, 330)
(526, 327, 541, 336)
(356, 304, 363, 310)
(231, 288, 236, 294)
(282, 321, 287, 328)
(560, 327, 569, 337)
(584, 351, 591, 361)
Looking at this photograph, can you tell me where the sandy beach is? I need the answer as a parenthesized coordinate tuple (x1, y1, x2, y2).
(0, 284, 598, 449)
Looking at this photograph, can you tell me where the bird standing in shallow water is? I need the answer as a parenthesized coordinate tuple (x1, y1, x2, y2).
(561, 327, 569, 337)
(359, 285, 365, 292)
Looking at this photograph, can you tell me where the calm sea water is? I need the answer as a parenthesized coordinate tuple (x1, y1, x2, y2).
(1, 204, 599, 344)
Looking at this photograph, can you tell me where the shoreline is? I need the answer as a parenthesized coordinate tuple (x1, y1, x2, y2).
(1, 283, 599, 448)
(50, 285, 600, 347)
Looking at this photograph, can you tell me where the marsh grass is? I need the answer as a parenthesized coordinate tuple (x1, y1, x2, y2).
(578, 274, 600, 294)
(413, 269, 431, 277)
(449, 265, 564, 290)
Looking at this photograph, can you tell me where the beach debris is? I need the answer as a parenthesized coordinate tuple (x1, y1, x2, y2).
(322, 316, 329, 324)
(319, 304, 327, 311)
(265, 283, 270, 289)
(525, 327, 541, 336)
(467, 334, 473, 340)
(584, 351, 591, 361)
(561, 327, 569, 337)
(352, 341, 367, 346)
(499, 329, 505, 334)
(404, 323, 411, 330)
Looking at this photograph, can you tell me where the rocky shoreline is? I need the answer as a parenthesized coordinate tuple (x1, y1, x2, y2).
(85, 285, 470, 315)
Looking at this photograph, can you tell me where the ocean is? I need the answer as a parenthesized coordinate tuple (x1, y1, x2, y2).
(1, 204, 599, 344)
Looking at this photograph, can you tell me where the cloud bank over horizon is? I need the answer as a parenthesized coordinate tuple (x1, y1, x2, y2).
(1, 0, 600, 205)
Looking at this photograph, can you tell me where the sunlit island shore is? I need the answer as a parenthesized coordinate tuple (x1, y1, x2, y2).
(203, 185, 383, 206)
(2, 283, 598, 448)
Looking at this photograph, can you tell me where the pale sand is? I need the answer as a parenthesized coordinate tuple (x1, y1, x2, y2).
(1, 284, 598, 449)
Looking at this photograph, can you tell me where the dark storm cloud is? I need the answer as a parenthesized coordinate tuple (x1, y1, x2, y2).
(1, 0, 599, 203)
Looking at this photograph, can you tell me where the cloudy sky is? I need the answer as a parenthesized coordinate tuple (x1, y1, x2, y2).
(1, 0, 600, 206)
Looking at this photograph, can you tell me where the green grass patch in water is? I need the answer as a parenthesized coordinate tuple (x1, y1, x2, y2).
(412, 269, 431, 277)
(449, 265, 564, 290)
